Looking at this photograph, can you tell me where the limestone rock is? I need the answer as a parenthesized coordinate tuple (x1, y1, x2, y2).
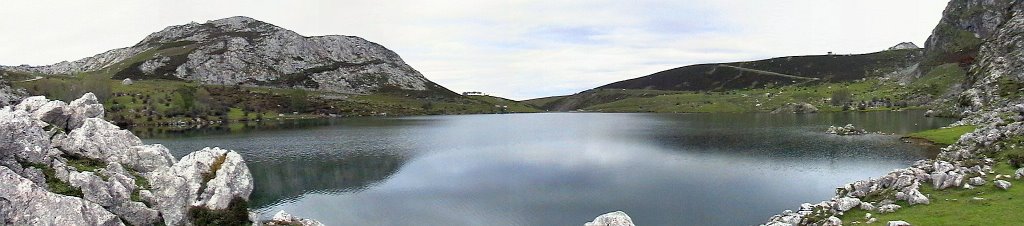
(3, 17, 446, 96)
(834, 197, 861, 212)
(1015, 168, 1024, 179)
(877, 204, 901, 214)
(826, 124, 867, 135)
(584, 211, 635, 226)
(266, 210, 326, 226)
(888, 42, 920, 50)
(995, 180, 1012, 190)
(968, 177, 986, 186)
(0, 166, 122, 226)
(148, 147, 253, 225)
(887, 220, 912, 226)
(772, 102, 819, 114)
(56, 118, 143, 162)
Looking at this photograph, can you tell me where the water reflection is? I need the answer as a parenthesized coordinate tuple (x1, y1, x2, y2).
(147, 111, 954, 225)
(248, 153, 407, 208)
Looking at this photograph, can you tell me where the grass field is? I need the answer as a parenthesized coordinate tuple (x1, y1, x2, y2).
(906, 126, 978, 145)
(839, 163, 1023, 225)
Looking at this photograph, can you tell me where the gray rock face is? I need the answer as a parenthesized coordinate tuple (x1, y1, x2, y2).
(0, 78, 26, 107)
(148, 147, 253, 225)
(3, 16, 450, 96)
(0, 94, 296, 226)
(56, 118, 144, 162)
(584, 211, 635, 226)
(0, 166, 123, 226)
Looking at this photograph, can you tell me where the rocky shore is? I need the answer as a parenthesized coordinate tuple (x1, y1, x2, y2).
(0, 93, 319, 225)
(763, 104, 1024, 225)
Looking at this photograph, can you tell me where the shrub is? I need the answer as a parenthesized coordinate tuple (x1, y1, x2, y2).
(1004, 148, 1024, 168)
(188, 197, 250, 226)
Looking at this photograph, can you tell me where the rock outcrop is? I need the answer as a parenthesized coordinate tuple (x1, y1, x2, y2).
(2, 16, 454, 96)
(0, 94, 269, 225)
(0, 77, 25, 107)
(584, 211, 635, 226)
(889, 42, 920, 51)
(771, 102, 819, 114)
(825, 124, 867, 136)
(263, 210, 325, 226)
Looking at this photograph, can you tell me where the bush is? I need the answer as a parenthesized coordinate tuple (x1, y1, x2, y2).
(1004, 148, 1024, 168)
(188, 197, 250, 226)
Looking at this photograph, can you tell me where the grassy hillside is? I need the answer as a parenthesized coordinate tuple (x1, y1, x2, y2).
(466, 95, 543, 113)
(600, 49, 921, 92)
(534, 50, 965, 113)
(8, 74, 536, 129)
(906, 126, 977, 145)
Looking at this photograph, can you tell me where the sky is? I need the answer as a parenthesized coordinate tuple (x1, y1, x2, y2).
(0, 0, 949, 100)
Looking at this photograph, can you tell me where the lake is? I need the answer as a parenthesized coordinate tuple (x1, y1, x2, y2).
(145, 111, 954, 225)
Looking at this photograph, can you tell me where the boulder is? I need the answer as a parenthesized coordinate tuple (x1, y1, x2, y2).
(968, 177, 986, 186)
(266, 210, 326, 226)
(826, 124, 867, 135)
(877, 204, 901, 214)
(834, 197, 861, 212)
(55, 118, 143, 163)
(148, 147, 253, 225)
(1015, 168, 1024, 180)
(859, 202, 876, 212)
(887, 221, 912, 226)
(66, 93, 105, 130)
(584, 211, 634, 226)
(995, 180, 1012, 190)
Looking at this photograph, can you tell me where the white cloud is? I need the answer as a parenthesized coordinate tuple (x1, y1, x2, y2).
(0, 0, 949, 100)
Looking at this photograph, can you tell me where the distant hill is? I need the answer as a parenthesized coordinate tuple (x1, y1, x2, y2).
(600, 49, 921, 92)
(532, 48, 923, 111)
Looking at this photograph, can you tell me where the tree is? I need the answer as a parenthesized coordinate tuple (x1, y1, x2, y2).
(830, 88, 852, 106)
(287, 89, 310, 112)
(172, 86, 197, 116)
(78, 74, 112, 102)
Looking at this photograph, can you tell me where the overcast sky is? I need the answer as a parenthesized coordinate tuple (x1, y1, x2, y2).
(1, 0, 949, 100)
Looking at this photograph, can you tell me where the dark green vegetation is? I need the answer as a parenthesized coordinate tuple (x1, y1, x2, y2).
(6, 72, 540, 129)
(906, 125, 977, 145)
(600, 49, 921, 91)
(19, 162, 83, 197)
(188, 197, 251, 226)
(529, 50, 969, 113)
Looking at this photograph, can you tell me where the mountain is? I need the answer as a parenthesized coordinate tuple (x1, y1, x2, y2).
(2, 16, 453, 96)
(598, 49, 921, 92)
(530, 48, 924, 112)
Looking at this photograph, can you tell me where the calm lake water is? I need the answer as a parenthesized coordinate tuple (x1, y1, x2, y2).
(145, 111, 953, 225)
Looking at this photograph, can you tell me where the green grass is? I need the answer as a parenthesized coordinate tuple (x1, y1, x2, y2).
(581, 77, 909, 113)
(840, 163, 1024, 225)
(20, 162, 83, 197)
(466, 95, 542, 113)
(907, 126, 977, 145)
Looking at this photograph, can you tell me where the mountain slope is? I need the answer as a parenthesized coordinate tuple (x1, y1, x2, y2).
(532, 48, 924, 111)
(599, 49, 921, 92)
(2, 16, 453, 96)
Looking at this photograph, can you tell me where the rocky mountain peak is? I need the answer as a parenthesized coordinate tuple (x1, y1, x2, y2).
(4, 16, 454, 96)
(888, 42, 920, 50)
